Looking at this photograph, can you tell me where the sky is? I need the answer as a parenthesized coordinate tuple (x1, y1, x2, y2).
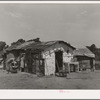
(0, 4, 100, 48)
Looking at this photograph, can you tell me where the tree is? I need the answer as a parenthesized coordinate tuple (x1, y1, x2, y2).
(0, 41, 6, 51)
(87, 44, 100, 61)
(87, 44, 97, 52)
(27, 37, 41, 42)
(11, 39, 25, 46)
(33, 38, 40, 42)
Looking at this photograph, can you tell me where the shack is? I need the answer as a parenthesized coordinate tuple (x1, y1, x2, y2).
(3, 40, 36, 70)
(3, 39, 76, 76)
(73, 48, 95, 71)
(19, 40, 76, 76)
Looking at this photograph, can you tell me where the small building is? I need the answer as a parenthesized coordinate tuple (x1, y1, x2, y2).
(3, 40, 35, 70)
(3, 40, 76, 76)
(73, 48, 95, 71)
(22, 40, 75, 76)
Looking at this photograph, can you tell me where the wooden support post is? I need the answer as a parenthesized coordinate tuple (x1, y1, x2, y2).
(3, 54, 6, 70)
(39, 53, 41, 74)
(77, 63, 79, 72)
(39, 53, 41, 66)
(68, 63, 70, 74)
(29, 50, 32, 73)
(90, 59, 94, 72)
(93, 59, 95, 71)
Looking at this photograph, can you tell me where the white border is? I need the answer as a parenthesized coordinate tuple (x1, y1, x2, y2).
(0, 1, 100, 3)
(0, 1, 100, 99)
(0, 90, 100, 99)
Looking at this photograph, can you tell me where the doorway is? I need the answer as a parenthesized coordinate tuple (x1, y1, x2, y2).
(55, 50, 63, 73)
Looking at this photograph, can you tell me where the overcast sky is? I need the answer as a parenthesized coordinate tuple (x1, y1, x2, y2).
(0, 4, 100, 48)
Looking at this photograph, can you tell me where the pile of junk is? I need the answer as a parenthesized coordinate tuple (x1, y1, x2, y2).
(6, 58, 18, 73)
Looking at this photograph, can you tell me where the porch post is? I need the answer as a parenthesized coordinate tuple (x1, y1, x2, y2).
(90, 58, 94, 72)
(77, 62, 79, 72)
(93, 59, 95, 70)
(39, 52, 41, 73)
(68, 63, 70, 74)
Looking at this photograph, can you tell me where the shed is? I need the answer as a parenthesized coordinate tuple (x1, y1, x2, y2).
(73, 48, 95, 71)
(20, 40, 75, 76)
(4, 40, 75, 76)
(3, 40, 36, 70)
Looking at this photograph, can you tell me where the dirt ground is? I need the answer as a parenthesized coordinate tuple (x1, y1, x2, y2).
(0, 69, 100, 89)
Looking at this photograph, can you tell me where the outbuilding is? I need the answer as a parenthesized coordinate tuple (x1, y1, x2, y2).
(3, 40, 76, 76)
(73, 48, 95, 71)
(21, 40, 75, 76)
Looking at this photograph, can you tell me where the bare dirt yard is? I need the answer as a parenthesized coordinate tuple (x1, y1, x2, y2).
(0, 69, 100, 89)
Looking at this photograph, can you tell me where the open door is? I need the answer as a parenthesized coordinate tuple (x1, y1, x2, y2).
(55, 50, 63, 73)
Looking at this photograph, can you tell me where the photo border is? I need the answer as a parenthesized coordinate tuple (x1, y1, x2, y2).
(0, 1, 100, 99)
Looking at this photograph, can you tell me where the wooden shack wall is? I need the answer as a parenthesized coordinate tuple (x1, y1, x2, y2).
(42, 42, 74, 76)
(75, 56, 94, 69)
(25, 50, 45, 75)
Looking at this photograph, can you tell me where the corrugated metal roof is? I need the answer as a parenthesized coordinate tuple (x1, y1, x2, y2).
(25, 41, 57, 50)
(21, 41, 75, 52)
(73, 48, 95, 58)
(6, 44, 20, 51)
(16, 41, 35, 50)
(30, 42, 56, 51)
(6, 40, 75, 52)
(6, 41, 35, 51)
